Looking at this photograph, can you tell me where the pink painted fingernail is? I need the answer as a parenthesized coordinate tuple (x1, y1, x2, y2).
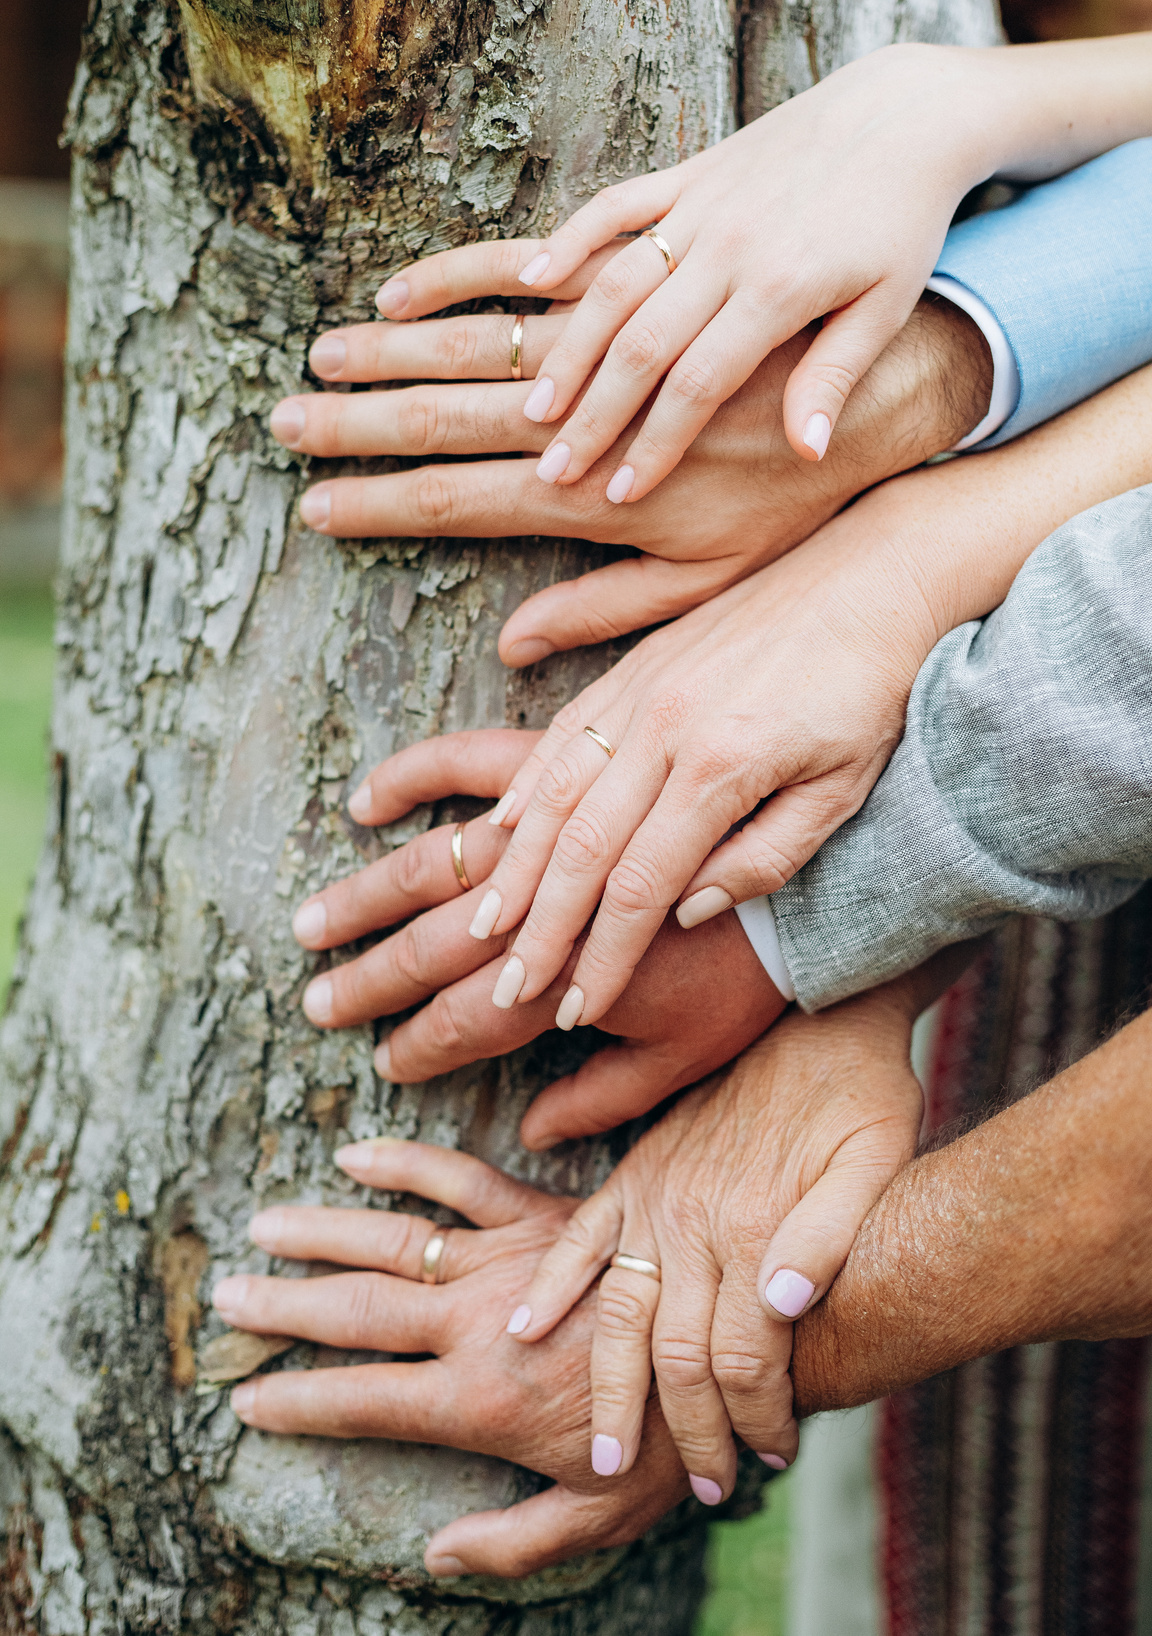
(230, 1382, 257, 1418)
(302, 975, 333, 1024)
(374, 1039, 393, 1081)
(764, 1268, 815, 1318)
(492, 955, 526, 1009)
(519, 251, 551, 287)
(427, 1554, 468, 1578)
(300, 487, 331, 529)
(292, 898, 327, 944)
(504, 636, 555, 668)
(803, 412, 831, 460)
(469, 888, 502, 940)
(605, 465, 634, 504)
(758, 1452, 790, 1471)
(555, 985, 584, 1032)
(689, 1475, 724, 1506)
(270, 400, 306, 448)
(488, 790, 517, 827)
(676, 886, 734, 929)
(309, 333, 346, 376)
(522, 375, 555, 421)
(535, 441, 571, 483)
(376, 278, 410, 316)
(506, 1304, 532, 1335)
(591, 1434, 623, 1476)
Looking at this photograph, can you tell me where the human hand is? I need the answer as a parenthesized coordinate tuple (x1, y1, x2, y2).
(504, 982, 927, 1500)
(272, 255, 990, 662)
(212, 1140, 693, 1578)
(293, 730, 784, 1151)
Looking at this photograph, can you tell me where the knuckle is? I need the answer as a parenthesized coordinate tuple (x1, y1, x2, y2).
(534, 755, 586, 816)
(611, 321, 665, 377)
(391, 837, 435, 902)
(591, 255, 641, 309)
(433, 321, 478, 376)
(553, 809, 613, 875)
(391, 917, 432, 988)
(711, 1349, 771, 1398)
(596, 1279, 653, 1338)
(810, 359, 859, 407)
(665, 355, 721, 410)
(424, 990, 466, 1057)
(551, 698, 587, 739)
(652, 1335, 713, 1392)
(603, 855, 664, 917)
(413, 469, 459, 531)
(397, 393, 443, 454)
(343, 1277, 384, 1348)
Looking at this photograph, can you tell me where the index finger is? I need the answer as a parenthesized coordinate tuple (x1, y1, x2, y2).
(350, 729, 541, 828)
(374, 239, 635, 321)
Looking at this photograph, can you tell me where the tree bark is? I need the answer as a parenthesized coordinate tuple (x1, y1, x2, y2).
(0, 1, 999, 1632)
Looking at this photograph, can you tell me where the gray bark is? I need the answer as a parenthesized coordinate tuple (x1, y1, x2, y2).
(0, 1, 999, 1632)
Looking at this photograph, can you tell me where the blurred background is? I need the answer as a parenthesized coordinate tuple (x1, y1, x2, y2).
(0, 0, 1146, 1632)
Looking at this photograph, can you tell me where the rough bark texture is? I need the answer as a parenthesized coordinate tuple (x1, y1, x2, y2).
(0, 1, 1000, 1632)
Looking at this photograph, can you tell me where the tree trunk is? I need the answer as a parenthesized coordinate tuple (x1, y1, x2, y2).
(0, 1, 999, 1632)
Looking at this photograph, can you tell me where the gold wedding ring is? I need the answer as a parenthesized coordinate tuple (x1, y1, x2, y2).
(610, 1252, 662, 1283)
(642, 228, 677, 276)
(451, 821, 473, 893)
(583, 726, 615, 759)
(510, 312, 526, 381)
(422, 1230, 451, 1285)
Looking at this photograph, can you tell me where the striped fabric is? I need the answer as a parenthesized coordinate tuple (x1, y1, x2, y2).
(878, 891, 1152, 1635)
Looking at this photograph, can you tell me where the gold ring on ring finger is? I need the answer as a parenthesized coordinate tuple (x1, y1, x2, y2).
(510, 313, 526, 381)
(421, 1227, 452, 1285)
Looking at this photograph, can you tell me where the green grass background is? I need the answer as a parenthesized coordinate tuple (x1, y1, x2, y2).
(0, 580, 791, 1631)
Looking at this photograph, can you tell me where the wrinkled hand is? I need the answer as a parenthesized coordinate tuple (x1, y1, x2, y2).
(212, 1141, 692, 1578)
(271, 246, 988, 662)
(505, 983, 928, 1501)
(294, 730, 784, 1151)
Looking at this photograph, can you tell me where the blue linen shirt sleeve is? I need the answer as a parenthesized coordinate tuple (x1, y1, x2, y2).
(933, 139, 1152, 450)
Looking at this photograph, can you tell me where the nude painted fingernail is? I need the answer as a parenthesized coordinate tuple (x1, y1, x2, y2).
(591, 1434, 623, 1476)
(469, 887, 502, 939)
(270, 400, 307, 448)
(504, 636, 555, 668)
(492, 955, 526, 1009)
(248, 1208, 284, 1249)
(375, 277, 410, 316)
(300, 487, 331, 529)
(535, 441, 570, 484)
(676, 886, 734, 929)
(523, 375, 555, 422)
(506, 1303, 532, 1335)
(309, 333, 346, 376)
(303, 975, 333, 1024)
(689, 1475, 724, 1506)
(803, 412, 831, 460)
(213, 1275, 245, 1314)
(292, 898, 327, 945)
(347, 781, 373, 822)
(230, 1382, 257, 1419)
(374, 1039, 393, 1081)
(764, 1268, 815, 1318)
(334, 1139, 393, 1177)
(555, 985, 584, 1031)
(605, 464, 634, 504)
(518, 251, 551, 287)
(427, 1554, 467, 1578)
(758, 1453, 790, 1470)
(488, 789, 517, 827)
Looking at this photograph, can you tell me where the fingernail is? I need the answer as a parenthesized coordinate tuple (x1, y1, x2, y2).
(504, 636, 555, 668)
(758, 1452, 790, 1471)
(347, 781, 373, 823)
(518, 251, 551, 287)
(374, 1039, 393, 1081)
(522, 375, 555, 422)
(535, 441, 570, 484)
(506, 1303, 532, 1335)
(764, 1268, 815, 1318)
(213, 1275, 244, 1315)
(230, 1382, 257, 1419)
(676, 886, 734, 929)
(469, 887, 502, 940)
(492, 955, 526, 1010)
(302, 975, 333, 1024)
(555, 984, 584, 1031)
(309, 332, 346, 376)
(427, 1554, 467, 1578)
(803, 412, 831, 460)
(270, 399, 307, 448)
(375, 277, 410, 316)
(488, 790, 518, 827)
(689, 1475, 724, 1506)
(300, 487, 331, 529)
(591, 1434, 623, 1476)
(335, 1140, 379, 1176)
(292, 898, 327, 945)
(249, 1208, 284, 1249)
(605, 464, 634, 504)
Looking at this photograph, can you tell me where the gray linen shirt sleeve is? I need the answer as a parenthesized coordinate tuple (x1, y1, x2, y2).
(771, 483, 1152, 1012)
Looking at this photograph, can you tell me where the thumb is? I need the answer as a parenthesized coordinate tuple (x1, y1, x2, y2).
(520, 1040, 688, 1151)
(499, 556, 730, 666)
(781, 282, 917, 462)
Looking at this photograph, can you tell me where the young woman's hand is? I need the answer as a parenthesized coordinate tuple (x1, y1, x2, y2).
(502, 977, 931, 1498)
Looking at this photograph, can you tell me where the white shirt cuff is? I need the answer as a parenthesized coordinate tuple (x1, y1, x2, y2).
(733, 895, 796, 1003)
(925, 274, 1021, 451)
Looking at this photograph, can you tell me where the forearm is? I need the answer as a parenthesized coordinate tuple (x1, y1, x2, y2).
(792, 1008, 1152, 1413)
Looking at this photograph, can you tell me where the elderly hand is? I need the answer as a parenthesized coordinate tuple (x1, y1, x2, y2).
(271, 253, 989, 662)
(504, 977, 932, 1502)
(293, 730, 784, 1151)
(212, 1141, 692, 1578)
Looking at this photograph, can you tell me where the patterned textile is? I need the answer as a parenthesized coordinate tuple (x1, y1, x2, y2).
(879, 889, 1152, 1635)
